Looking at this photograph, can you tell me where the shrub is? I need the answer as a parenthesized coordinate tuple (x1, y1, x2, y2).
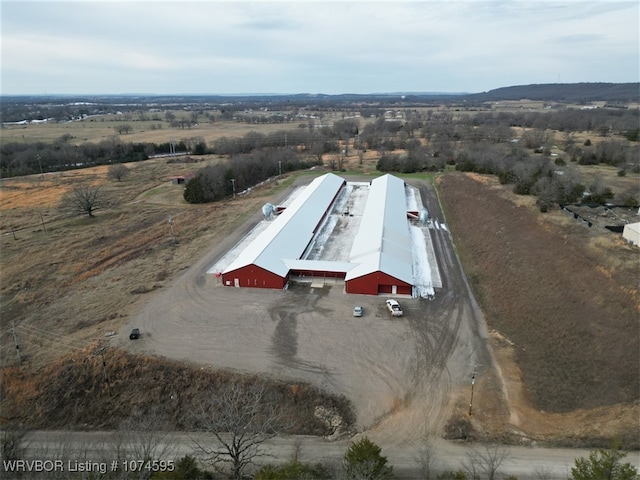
(151, 455, 214, 479)
(570, 447, 639, 480)
(437, 471, 468, 480)
(342, 436, 393, 480)
(255, 461, 331, 480)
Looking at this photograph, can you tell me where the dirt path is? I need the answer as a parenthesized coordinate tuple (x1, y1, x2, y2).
(118, 178, 494, 445)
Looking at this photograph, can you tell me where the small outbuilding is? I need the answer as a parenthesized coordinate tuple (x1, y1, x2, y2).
(622, 222, 640, 247)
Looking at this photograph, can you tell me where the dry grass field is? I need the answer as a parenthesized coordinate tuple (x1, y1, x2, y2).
(0, 155, 295, 367)
(438, 172, 639, 446)
(1, 110, 356, 146)
(1, 347, 354, 434)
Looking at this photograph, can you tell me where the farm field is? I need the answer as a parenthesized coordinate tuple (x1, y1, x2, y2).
(438, 172, 639, 446)
(1, 117, 296, 145)
(1, 109, 362, 146)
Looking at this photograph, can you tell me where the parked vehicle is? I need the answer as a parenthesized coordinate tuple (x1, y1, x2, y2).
(129, 328, 140, 340)
(386, 299, 403, 317)
(353, 306, 363, 317)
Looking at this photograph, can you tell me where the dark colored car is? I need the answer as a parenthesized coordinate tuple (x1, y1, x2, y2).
(129, 328, 140, 340)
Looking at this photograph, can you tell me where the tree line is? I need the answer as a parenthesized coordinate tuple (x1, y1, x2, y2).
(0, 136, 207, 178)
(184, 148, 321, 204)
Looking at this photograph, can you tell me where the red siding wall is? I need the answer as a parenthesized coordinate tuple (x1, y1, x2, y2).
(345, 271, 412, 296)
(289, 269, 346, 279)
(222, 265, 287, 289)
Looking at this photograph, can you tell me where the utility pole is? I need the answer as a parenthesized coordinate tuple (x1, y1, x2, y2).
(37, 154, 44, 181)
(468, 373, 476, 416)
(168, 215, 176, 243)
(95, 342, 113, 397)
(231, 178, 236, 198)
(11, 322, 21, 365)
(40, 212, 47, 235)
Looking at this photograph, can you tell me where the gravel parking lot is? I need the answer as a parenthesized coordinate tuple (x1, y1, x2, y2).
(120, 177, 493, 444)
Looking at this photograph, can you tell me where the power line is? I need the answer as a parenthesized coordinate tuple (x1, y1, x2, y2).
(17, 323, 89, 353)
(94, 340, 113, 397)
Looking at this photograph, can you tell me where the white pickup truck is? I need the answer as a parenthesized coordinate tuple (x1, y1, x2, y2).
(386, 299, 403, 317)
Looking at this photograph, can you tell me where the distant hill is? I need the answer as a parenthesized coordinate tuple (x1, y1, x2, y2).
(466, 82, 639, 103)
(1, 83, 638, 110)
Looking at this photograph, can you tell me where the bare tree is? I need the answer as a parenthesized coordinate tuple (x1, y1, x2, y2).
(32, 431, 99, 480)
(114, 124, 133, 135)
(521, 128, 551, 150)
(110, 411, 177, 480)
(462, 444, 509, 480)
(193, 382, 289, 479)
(414, 440, 439, 480)
(0, 424, 28, 466)
(60, 184, 106, 217)
(533, 465, 554, 480)
(107, 163, 130, 182)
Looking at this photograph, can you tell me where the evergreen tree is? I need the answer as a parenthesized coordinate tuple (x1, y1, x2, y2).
(342, 436, 393, 480)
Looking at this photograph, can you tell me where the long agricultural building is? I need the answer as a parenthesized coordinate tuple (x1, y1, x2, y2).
(221, 172, 416, 296)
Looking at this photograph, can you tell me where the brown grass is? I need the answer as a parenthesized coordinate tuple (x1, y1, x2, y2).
(1, 116, 306, 146)
(1, 347, 354, 434)
(0, 157, 357, 434)
(438, 173, 639, 415)
(0, 156, 280, 368)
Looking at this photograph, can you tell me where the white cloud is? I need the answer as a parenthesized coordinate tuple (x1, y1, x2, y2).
(1, 1, 638, 94)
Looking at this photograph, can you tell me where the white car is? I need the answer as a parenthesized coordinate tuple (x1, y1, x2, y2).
(386, 299, 403, 317)
(353, 306, 363, 317)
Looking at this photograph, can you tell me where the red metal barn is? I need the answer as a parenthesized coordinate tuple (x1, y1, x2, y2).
(221, 173, 346, 289)
(345, 174, 414, 295)
(345, 271, 413, 295)
(222, 264, 288, 289)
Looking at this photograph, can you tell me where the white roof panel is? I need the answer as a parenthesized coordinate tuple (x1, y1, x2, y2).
(223, 173, 346, 277)
(346, 174, 413, 284)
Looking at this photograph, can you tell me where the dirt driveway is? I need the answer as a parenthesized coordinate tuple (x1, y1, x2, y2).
(118, 177, 493, 446)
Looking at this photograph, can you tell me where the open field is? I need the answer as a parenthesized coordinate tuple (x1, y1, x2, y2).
(1, 117, 298, 146)
(1, 108, 372, 147)
(0, 156, 294, 367)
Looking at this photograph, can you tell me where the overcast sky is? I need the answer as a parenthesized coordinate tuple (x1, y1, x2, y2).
(2, 0, 638, 95)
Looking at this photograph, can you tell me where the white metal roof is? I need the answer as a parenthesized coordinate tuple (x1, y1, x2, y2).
(283, 259, 356, 273)
(346, 174, 413, 284)
(223, 173, 346, 277)
(624, 222, 640, 234)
